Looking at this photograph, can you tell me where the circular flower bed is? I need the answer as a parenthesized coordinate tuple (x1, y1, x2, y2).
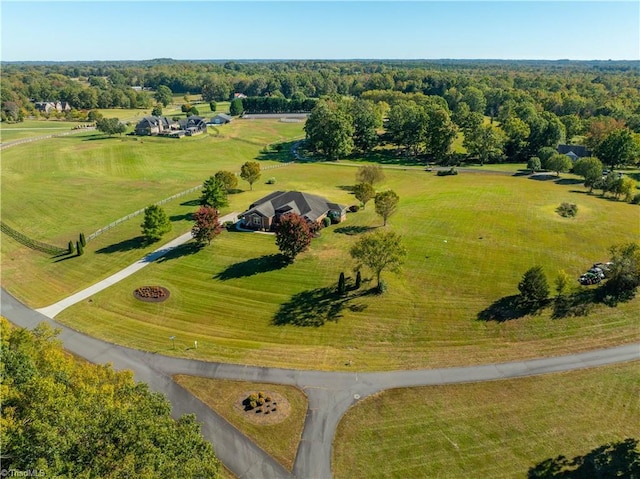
(133, 286, 170, 303)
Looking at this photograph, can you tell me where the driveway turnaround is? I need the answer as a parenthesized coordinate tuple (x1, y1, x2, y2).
(4, 228, 639, 479)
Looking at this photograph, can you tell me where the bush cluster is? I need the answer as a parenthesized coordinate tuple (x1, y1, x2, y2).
(349, 205, 360, 212)
(266, 177, 277, 184)
(437, 167, 458, 176)
(556, 202, 578, 217)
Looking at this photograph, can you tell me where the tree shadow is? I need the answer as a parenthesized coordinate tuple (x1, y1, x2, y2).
(337, 185, 355, 192)
(254, 139, 299, 163)
(552, 289, 597, 319)
(334, 225, 376, 236)
(180, 199, 201, 207)
(528, 174, 558, 181)
(528, 438, 640, 478)
(214, 254, 288, 280)
(96, 236, 147, 254)
(513, 170, 532, 177)
(273, 281, 373, 327)
(155, 242, 200, 263)
(555, 178, 583, 185)
(169, 213, 193, 222)
(477, 295, 547, 322)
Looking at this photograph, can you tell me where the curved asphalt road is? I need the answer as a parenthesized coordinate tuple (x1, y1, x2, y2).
(2, 233, 639, 479)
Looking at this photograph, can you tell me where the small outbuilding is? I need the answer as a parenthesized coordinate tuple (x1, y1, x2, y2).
(209, 113, 233, 125)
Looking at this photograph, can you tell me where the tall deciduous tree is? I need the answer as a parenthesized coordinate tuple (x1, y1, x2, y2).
(545, 153, 573, 177)
(353, 182, 376, 209)
(191, 206, 222, 246)
(518, 266, 549, 306)
(141, 205, 172, 243)
(96, 117, 126, 136)
(274, 213, 312, 262)
(386, 100, 427, 156)
(602, 242, 640, 302)
(374, 190, 400, 226)
(214, 170, 238, 193)
(573, 157, 603, 193)
(154, 85, 173, 107)
(355, 165, 385, 185)
(527, 156, 542, 174)
(0, 319, 221, 478)
(423, 105, 457, 159)
(240, 161, 261, 190)
(594, 128, 639, 169)
(200, 176, 229, 209)
(350, 230, 407, 292)
(351, 99, 382, 152)
(304, 100, 354, 160)
(463, 123, 505, 165)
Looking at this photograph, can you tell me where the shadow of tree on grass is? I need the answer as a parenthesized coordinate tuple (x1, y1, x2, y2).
(155, 242, 200, 263)
(96, 236, 146, 254)
(528, 438, 640, 478)
(273, 283, 373, 327)
(477, 295, 547, 322)
(169, 213, 193, 222)
(334, 225, 376, 236)
(552, 289, 597, 319)
(555, 178, 583, 186)
(214, 254, 288, 280)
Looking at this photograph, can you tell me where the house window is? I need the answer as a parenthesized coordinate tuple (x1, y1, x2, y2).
(252, 216, 261, 225)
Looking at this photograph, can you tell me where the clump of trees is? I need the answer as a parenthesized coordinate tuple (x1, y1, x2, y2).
(96, 117, 126, 136)
(0, 319, 221, 478)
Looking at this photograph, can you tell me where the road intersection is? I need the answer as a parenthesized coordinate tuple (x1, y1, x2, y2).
(3, 226, 639, 479)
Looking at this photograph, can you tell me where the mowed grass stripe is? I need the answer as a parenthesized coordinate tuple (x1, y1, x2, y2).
(333, 362, 640, 478)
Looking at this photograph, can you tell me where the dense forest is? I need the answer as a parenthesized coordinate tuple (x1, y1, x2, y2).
(2, 59, 639, 169)
(0, 318, 221, 478)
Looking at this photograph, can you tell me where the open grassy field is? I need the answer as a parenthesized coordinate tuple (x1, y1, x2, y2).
(45, 164, 639, 371)
(174, 376, 307, 471)
(0, 120, 88, 142)
(1, 119, 304, 304)
(332, 361, 640, 478)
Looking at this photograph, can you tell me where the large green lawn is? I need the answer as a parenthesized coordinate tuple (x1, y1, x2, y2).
(2, 121, 638, 370)
(333, 362, 640, 478)
(46, 165, 639, 371)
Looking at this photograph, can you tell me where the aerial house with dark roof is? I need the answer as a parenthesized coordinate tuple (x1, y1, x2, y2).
(241, 191, 348, 231)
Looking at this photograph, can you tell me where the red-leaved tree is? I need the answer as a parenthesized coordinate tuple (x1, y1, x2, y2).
(191, 206, 222, 246)
(274, 213, 313, 262)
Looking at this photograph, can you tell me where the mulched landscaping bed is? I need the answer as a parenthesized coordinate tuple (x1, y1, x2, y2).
(133, 286, 170, 303)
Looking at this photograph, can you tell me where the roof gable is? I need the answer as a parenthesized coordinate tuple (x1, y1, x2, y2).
(244, 191, 347, 222)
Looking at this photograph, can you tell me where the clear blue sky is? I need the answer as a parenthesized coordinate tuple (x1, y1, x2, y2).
(1, 1, 638, 61)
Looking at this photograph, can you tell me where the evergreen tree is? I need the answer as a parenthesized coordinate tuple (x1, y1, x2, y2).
(141, 205, 172, 243)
